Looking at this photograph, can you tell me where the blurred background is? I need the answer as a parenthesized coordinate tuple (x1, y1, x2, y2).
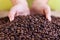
(0, 0, 60, 18)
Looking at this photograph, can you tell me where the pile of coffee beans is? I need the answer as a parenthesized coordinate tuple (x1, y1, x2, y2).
(0, 10, 60, 40)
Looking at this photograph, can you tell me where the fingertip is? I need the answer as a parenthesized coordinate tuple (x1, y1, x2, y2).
(48, 16, 51, 21)
(8, 14, 14, 22)
(9, 17, 14, 22)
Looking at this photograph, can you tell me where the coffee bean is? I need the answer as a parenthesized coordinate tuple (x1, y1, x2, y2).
(0, 10, 60, 40)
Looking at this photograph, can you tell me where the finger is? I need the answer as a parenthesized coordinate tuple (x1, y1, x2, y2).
(8, 8, 16, 21)
(44, 5, 51, 21)
(16, 11, 30, 16)
(16, 9, 30, 16)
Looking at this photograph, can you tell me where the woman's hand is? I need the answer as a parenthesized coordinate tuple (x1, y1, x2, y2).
(8, 0, 30, 21)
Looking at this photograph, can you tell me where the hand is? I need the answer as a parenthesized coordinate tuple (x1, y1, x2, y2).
(8, 3, 30, 21)
(32, 0, 51, 21)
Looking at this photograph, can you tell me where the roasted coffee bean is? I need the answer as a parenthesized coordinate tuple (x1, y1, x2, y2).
(0, 10, 60, 40)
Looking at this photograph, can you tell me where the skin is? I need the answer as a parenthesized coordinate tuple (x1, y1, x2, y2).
(32, 0, 51, 21)
(9, 0, 51, 21)
(8, 0, 30, 21)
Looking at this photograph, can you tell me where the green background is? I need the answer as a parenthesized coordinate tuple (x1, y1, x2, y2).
(0, 0, 33, 11)
(0, 0, 60, 11)
(0, 0, 12, 11)
(48, 0, 60, 10)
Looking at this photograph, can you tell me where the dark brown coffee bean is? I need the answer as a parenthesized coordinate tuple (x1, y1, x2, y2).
(0, 10, 60, 40)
